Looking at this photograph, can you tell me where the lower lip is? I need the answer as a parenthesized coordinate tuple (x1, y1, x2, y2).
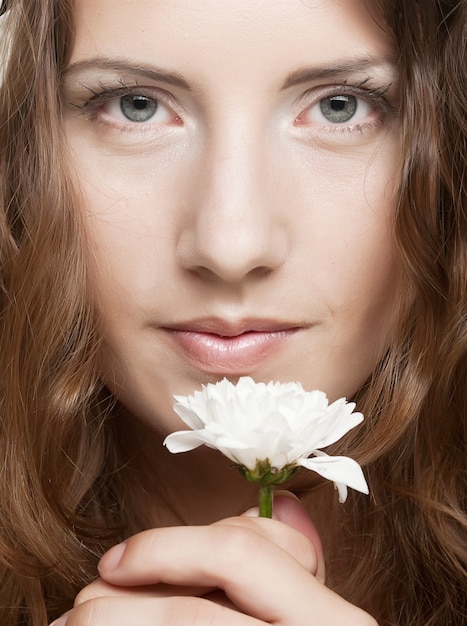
(165, 329, 297, 373)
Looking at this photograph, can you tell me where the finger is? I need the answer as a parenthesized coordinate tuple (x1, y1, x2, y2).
(75, 579, 153, 605)
(74, 577, 213, 606)
(57, 595, 265, 626)
(218, 506, 321, 578)
(78, 495, 324, 607)
(271, 491, 325, 583)
(99, 515, 318, 583)
(96, 522, 349, 624)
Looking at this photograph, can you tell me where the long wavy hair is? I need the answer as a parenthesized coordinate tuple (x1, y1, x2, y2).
(0, 1, 465, 624)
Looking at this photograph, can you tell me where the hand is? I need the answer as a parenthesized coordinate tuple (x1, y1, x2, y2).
(50, 494, 378, 625)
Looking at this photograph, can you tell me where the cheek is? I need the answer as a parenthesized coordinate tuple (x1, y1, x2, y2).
(290, 147, 398, 289)
(77, 160, 181, 299)
(290, 141, 400, 359)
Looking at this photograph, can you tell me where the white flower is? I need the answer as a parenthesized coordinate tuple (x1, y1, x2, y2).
(164, 377, 368, 503)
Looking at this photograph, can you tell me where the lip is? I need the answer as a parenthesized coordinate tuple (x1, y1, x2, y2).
(162, 319, 302, 374)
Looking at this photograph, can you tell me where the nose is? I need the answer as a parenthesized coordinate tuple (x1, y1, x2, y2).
(176, 129, 288, 284)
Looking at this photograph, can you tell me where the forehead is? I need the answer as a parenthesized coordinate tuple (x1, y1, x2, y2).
(69, 0, 393, 83)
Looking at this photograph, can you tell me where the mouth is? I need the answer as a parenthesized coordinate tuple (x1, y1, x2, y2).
(162, 319, 302, 374)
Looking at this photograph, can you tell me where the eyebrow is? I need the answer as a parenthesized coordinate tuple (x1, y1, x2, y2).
(63, 55, 396, 92)
(281, 57, 397, 89)
(62, 58, 191, 90)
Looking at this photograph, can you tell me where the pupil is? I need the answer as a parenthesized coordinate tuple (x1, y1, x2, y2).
(319, 95, 357, 124)
(133, 97, 148, 110)
(331, 100, 346, 111)
(120, 94, 158, 122)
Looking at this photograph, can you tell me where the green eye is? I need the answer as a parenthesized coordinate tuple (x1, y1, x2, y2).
(120, 95, 159, 122)
(319, 95, 357, 124)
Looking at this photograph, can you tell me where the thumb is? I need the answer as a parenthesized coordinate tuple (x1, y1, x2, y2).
(273, 490, 325, 584)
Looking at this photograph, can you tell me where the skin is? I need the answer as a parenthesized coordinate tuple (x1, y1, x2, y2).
(55, 0, 400, 622)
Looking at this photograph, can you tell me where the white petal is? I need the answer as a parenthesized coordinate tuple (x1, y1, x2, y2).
(163, 430, 207, 453)
(215, 436, 253, 450)
(168, 378, 368, 502)
(316, 405, 364, 448)
(298, 453, 369, 499)
(173, 404, 207, 430)
(334, 482, 348, 504)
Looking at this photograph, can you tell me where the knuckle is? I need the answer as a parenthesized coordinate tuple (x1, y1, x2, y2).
(215, 524, 261, 562)
(221, 516, 320, 575)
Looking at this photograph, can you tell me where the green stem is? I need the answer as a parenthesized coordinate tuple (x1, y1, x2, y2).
(259, 484, 273, 518)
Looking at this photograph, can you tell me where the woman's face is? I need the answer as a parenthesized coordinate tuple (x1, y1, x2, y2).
(63, 0, 401, 434)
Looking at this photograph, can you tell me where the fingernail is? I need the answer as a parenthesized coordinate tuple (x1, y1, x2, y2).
(242, 504, 280, 521)
(242, 492, 301, 520)
(98, 541, 126, 574)
(274, 489, 300, 501)
(242, 506, 260, 517)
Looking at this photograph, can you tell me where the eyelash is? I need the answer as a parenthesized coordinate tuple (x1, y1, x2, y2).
(73, 81, 182, 131)
(72, 77, 397, 137)
(294, 79, 396, 133)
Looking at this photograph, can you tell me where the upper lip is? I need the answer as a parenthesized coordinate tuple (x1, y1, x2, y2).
(162, 317, 305, 337)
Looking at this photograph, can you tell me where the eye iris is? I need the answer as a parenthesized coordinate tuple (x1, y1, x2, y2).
(320, 95, 357, 123)
(120, 94, 158, 122)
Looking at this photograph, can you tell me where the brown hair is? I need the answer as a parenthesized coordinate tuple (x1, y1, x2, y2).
(325, 1, 467, 623)
(0, 2, 122, 623)
(0, 1, 465, 624)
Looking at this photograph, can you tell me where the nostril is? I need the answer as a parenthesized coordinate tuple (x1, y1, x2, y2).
(186, 263, 272, 282)
(177, 226, 287, 283)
